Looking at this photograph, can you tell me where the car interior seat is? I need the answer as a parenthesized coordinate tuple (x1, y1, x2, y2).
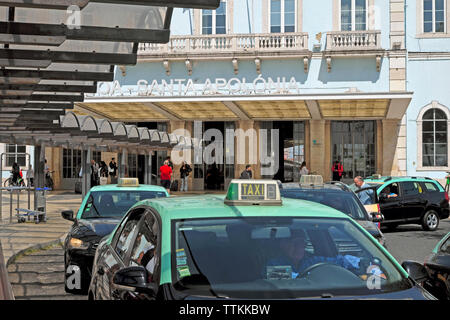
(98, 194, 115, 213)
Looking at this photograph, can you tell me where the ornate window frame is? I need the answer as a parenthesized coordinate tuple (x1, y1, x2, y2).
(197, 0, 232, 35)
(262, 0, 302, 33)
(416, 0, 450, 37)
(332, 0, 375, 31)
(416, 101, 450, 171)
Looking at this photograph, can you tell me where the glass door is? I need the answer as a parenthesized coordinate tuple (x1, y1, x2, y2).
(331, 121, 376, 182)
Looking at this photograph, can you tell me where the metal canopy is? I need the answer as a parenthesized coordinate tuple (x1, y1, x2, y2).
(0, 0, 219, 143)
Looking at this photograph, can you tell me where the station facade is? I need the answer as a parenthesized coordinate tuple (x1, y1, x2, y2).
(7, 0, 450, 191)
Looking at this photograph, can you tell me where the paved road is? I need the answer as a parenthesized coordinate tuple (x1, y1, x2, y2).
(382, 218, 450, 264)
(7, 243, 85, 300)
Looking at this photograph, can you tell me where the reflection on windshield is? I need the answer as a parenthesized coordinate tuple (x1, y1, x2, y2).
(172, 218, 410, 299)
(81, 191, 167, 219)
(281, 191, 367, 220)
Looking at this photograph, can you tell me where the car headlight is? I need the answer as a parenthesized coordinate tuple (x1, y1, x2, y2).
(69, 237, 89, 249)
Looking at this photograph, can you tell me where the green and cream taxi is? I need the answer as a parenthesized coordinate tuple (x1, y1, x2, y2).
(88, 179, 435, 300)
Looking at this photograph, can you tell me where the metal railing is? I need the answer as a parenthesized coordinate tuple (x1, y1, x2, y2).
(325, 30, 381, 51)
(138, 32, 309, 55)
(0, 241, 14, 300)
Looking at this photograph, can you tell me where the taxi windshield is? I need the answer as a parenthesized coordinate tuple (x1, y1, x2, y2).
(81, 190, 167, 219)
(171, 217, 411, 299)
(281, 190, 368, 220)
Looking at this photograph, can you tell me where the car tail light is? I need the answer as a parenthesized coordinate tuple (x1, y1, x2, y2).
(377, 203, 381, 213)
(445, 192, 449, 202)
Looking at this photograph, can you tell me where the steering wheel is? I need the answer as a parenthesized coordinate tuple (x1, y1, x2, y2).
(297, 262, 336, 278)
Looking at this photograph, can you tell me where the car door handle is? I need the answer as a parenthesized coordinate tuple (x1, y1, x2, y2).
(97, 266, 105, 275)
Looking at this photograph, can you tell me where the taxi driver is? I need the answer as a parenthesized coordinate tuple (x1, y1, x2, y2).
(267, 230, 361, 279)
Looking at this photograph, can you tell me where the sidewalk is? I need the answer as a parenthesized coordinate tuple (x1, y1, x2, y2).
(0, 190, 82, 267)
(0, 189, 219, 267)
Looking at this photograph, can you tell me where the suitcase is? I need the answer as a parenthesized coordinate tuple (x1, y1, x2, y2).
(170, 180, 179, 191)
(74, 181, 82, 194)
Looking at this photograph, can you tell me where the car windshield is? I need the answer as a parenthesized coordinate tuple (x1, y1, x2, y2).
(171, 217, 411, 299)
(81, 190, 167, 219)
(281, 189, 368, 220)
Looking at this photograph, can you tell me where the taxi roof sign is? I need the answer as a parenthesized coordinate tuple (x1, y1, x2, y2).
(299, 175, 323, 186)
(225, 179, 282, 206)
(117, 178, 139, 187)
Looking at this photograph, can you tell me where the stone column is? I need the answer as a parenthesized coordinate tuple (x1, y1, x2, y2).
(234, 120, 258, 179)
(82, 146, 91, 197)
(381, 119, 402, 176)
(169, 121, 187, 188)
(308, 120, 328, 179)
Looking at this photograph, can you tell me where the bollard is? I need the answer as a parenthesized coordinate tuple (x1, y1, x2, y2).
(16, 189, 19, 215)
(9, 189, 12, 224)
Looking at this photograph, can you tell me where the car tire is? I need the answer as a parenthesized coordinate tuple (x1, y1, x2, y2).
(422, 210, 440, 231)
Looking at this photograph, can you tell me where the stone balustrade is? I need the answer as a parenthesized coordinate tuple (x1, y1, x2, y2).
(138, 32, 309, 56)
(326, 30, 381, 51)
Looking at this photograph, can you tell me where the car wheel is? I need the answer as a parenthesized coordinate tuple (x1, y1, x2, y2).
(422, 210, 440, 231)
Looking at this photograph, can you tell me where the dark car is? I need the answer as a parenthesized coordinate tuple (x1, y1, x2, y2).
(422, 232, 450, 300)
(362, 176, 450, 231)
(280, 182, 386, 247)
(89, 180, 436, 300)
(61, 179, 168, 295)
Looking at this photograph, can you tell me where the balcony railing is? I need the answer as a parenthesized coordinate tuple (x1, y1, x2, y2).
(326, 30, 382, 51)
(138, 32, 309, 56)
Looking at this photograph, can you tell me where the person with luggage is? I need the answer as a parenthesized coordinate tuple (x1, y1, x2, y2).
(332, 160, 344, 181)
(180, 161, 192, 192)
(99, 161, 109, 185)
(160, 160, 173, 193)
(109, 158, 118, 184)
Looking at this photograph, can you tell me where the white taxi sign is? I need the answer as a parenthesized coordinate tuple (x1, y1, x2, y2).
(299, 175, 323, 186)
(225, 179, 282, 206)
(117, 178, 139, 187)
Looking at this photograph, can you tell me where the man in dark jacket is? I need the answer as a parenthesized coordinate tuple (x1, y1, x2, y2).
(240, 165, 253, 179)
(179, 161, 192, 192)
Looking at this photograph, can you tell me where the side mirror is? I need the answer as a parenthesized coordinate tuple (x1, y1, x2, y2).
(370, 212, 384, 223)
(61, 210, 74, 221)
(401, 260, 429, 283)
(113, 266, 157, 297)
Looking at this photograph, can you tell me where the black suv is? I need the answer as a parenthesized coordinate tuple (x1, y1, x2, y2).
(360, 176, 450, 231)
(280, 182, 386, 247)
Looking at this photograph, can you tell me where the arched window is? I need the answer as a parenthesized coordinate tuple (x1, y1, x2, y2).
(422, 108, 448, 167)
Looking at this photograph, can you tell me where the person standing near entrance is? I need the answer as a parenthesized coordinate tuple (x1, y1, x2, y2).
(109, 158, 118, 184)
(90, 159, 99, 187)
(160, 160, 173, 193)
(332, 160, 344, 181)
(299, 161, 309, 177)
(26, 164, 34, 187)
(240, 165, 253, 179)
(180, 161, 192, 192)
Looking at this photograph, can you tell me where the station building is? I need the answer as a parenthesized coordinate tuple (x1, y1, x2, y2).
(5, 0, 450, 191)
